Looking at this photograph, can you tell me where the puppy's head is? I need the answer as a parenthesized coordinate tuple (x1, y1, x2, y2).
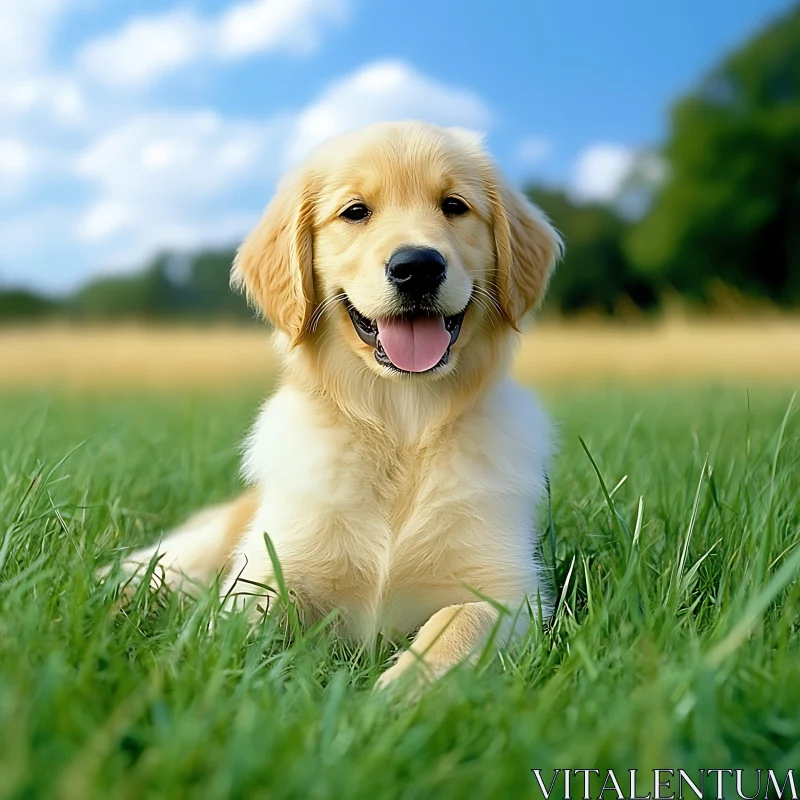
(233, 121, 561, 379)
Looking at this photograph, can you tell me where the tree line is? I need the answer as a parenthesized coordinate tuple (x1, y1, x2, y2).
(2, 5, 798, 322)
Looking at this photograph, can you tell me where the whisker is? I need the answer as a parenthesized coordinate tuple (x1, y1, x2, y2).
(471, 294, 495, 321)
(472, 285, 503, 317)
(310, 293, 347, 331)
(473, 285, 500, 309)
(468, 294, 502, 344)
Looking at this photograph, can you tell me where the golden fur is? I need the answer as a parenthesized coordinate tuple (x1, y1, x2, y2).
(107, 121, 562, 689)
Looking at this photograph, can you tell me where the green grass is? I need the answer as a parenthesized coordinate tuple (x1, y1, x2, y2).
(0, 384, 798, 799)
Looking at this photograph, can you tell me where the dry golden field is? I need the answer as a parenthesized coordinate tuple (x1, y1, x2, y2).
(0, 317, 798, 388)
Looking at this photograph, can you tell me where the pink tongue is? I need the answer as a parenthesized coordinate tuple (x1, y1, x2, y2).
(376, 316, 451, 372)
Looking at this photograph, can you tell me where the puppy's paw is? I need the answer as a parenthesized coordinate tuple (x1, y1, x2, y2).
(375, 650, 450, 696)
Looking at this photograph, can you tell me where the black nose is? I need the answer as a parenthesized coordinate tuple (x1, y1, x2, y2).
(386, 247, 446, 296)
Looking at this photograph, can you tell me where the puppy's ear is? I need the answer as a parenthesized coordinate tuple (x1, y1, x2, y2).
(489, 173, 563, 328)
(231, 170, 315, 346)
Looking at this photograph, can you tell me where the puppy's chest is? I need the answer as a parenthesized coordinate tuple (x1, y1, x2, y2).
(284, 439, 464, 555)
(249, 383, 548, 633)
(266, 434, 519, 627)
(282, 448, 480, 632)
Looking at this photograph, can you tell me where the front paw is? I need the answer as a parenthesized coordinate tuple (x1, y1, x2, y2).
(375, 650, 450, 694)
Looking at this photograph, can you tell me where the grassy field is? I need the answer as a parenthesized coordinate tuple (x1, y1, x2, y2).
(0, 378, 799, 798)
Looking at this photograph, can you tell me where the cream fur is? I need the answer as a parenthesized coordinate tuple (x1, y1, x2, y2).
(108, 121, 562, 689)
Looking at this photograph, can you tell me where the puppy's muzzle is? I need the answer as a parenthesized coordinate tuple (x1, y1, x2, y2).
(386, 247, 446, 299)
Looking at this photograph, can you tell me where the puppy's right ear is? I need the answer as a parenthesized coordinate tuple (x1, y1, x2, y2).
(231, 170, 315, 346)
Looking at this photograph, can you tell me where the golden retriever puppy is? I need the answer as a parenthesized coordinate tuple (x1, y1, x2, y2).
(109, 121, 562, 688)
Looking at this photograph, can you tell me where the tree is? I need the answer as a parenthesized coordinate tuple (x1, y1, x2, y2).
(71, 254, 187, 319)
(0, 290, 58, 321)
(68, 249, 256, 321)
(185, 249, 255, 321)
(527, 186, 657, 315)
(626, 5, 800, 305)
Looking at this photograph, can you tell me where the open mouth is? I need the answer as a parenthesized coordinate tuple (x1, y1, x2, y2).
(346, 300, 467, 374)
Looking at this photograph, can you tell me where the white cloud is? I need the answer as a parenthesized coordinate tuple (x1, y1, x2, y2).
(73, 109, 290, 255)
(75, 110, 284, 206)
(77, 9, 205, 89)
(0, 1, 82, 205)
(516, 137, 550, 165)
(0, 0, 86, 129)
(0, 75, 86, 127)
(76, 0, 351, 89)
(287, 60, 492, 163)
(569, 144, 669, 205)
(0, 139, 31, 179)
(76, 200, 134, 243)
(0, 137, 34, 198)
(0, 0, 71, 74)
(569, 143, 636, 203)
(217, 0, 349, 59)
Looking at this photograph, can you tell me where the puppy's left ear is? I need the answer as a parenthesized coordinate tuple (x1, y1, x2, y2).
(489, 173, 563, 328)
(231, 169, 315, 346)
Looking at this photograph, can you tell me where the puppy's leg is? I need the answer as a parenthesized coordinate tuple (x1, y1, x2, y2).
(216, 523, 280, 620)
(376, 600, 530, 690)
(101, 489, 259, 595)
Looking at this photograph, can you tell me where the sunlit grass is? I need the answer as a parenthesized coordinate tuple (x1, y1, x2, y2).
(0, 384, 798, 798)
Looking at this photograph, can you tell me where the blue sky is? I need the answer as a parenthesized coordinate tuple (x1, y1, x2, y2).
(0, 0, 793, 293)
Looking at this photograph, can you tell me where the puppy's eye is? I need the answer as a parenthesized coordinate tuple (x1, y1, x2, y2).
(442, 197, 469, 217)
(340, 203, 370, 222)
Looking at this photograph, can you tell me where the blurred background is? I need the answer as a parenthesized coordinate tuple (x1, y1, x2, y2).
(1, 0, 798, 387)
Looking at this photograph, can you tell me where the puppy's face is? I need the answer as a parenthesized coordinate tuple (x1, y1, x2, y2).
(311, 128, 495, 376)
(234, 122, 561, 381)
